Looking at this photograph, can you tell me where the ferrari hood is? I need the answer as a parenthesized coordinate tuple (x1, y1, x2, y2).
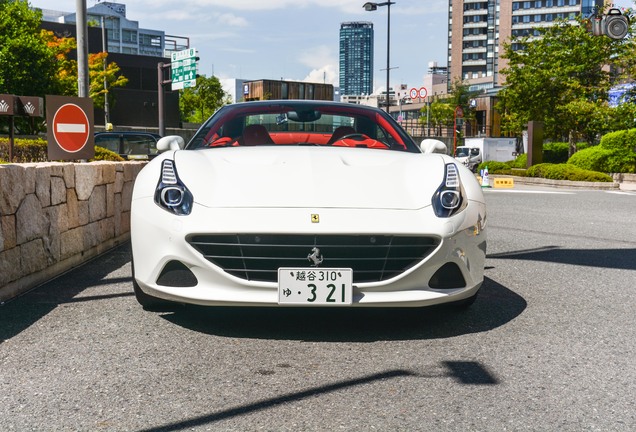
(174, 147, 446, 210)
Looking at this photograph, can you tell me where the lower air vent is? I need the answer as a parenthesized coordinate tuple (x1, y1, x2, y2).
(428, 262, 466, 289)
(156, 260, 198, 287)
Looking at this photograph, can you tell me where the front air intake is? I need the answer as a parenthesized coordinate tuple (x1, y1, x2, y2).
(188, 234, 440, 283)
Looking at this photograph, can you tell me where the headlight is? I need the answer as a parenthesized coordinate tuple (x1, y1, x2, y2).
(154, 159, 193, 215)
(432, 163, 465, 218)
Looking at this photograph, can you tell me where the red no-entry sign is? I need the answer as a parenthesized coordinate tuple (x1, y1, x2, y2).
(46, 95, 94, 160)
(52, 104, 90, 152)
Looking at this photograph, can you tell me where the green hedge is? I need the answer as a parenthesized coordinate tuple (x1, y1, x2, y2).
(596, 129, 636, 152)
(566, 129, 636, 174)
(508, 153, 527, 168)
(543, 142, 569, 163)
(478, 158, 612, 182)
(0, 138, 48, 162)
(526, 163, 613, 182)
(0, 137, 124, 163)
(477, 161, 510, 173)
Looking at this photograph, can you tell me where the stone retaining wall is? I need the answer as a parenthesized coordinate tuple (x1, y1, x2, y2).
(0, 161, 145, 302)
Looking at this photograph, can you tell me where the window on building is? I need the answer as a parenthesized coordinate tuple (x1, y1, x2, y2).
(122, 29, 137, 44)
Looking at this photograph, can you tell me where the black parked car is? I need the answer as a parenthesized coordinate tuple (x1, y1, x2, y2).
(94, 131, 162, 160)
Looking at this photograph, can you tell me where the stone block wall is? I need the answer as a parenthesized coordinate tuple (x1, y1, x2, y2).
(0, 161, 145, 302)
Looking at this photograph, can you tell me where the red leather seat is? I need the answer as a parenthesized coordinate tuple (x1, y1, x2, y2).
(239, 124, 275, 146)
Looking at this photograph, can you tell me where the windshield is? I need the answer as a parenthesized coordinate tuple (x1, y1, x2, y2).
(187, 102, 420, 152)
(454, 148, 469, 157)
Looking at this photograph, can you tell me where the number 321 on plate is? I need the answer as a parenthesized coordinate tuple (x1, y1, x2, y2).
(278, 268, 352, 305)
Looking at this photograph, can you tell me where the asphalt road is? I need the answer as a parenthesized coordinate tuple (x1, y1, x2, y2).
(1, 186, 635, 431)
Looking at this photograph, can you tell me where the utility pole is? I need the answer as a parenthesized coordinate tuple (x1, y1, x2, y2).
(157, 63, 172, 136)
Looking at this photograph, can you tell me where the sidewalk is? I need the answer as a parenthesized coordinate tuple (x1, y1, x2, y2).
(480, 174, 636, 191)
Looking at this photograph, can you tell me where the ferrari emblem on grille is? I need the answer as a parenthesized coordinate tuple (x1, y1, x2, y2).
(307, 247, 324, 266)
(311, 214, 320, 223)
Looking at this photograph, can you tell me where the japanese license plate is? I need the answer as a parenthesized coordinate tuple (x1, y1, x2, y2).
(278, 268, 353, 305)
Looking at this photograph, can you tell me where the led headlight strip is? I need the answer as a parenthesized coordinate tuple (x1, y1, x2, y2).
(432, 163, 464, 218)
(154, 159, 194, 215)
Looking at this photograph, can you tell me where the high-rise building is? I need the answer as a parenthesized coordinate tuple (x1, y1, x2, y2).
(339, 22, 374, 96)
(448, 0, 602, 92)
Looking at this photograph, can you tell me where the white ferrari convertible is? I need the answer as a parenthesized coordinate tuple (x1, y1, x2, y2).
(130, 100, 487, 310)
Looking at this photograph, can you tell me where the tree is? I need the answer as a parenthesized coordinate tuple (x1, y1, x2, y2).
(40, 29, 77, 96)
(88, 52, 128, 110)
(0, 1, 60, 97)
(422, 100, 454, 136)
(179, 75, 228, 123)
(419, 80, 479, 136)
(498, 16, 635, 153)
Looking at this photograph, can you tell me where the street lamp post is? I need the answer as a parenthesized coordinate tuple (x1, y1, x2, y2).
(101, 16, 111, 128)
(363, 1, 395, 113)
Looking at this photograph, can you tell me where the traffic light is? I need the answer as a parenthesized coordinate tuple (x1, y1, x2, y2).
(591, 8, 630, 40)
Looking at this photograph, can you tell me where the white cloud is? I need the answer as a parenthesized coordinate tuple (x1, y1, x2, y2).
(303, 64, 337, 86)
(216, 13, 248, 27)
(298, 45, 334, 69)
(133, 0, 444, 14)
(298, 45, 337, 85)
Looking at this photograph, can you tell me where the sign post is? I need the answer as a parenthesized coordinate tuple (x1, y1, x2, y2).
(170, 48, 198, 91)
(453, 106, 464, 156)
(46, 95, 94, 161)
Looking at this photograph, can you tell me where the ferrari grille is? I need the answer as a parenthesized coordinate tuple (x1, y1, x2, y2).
(187, 234, 440, 283)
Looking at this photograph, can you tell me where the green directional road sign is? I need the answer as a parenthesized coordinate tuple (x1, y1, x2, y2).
(171, 48, 198, 90)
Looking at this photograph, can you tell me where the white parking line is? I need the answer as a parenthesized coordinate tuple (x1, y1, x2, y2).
(483, 189, 576, 194)
(606, 191, 636, 195)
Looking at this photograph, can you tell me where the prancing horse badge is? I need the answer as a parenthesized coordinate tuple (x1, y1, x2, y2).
(311, 214, 320, 223)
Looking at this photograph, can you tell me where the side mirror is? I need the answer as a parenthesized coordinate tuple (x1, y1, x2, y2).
(157, 135, 185, 152)
(420, 139, 448, 154)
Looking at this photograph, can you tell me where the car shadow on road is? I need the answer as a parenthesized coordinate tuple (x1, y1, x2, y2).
(160, 276, 526, 342)
(488, 246, 636, 270)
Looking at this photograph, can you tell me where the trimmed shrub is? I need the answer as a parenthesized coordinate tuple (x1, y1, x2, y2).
(508, 153, 527, 168)
(0, 137, 124, 163)
(92, 147, 125, 162)
(0, 137, 48, 162)
(543, 142, 569, 163)
(568, 146, 616, 173)
(567, 131, 636, 174)
(598, 129, 636, 152)
(477, 161, 510, 173)
(526, 163, 613, 182)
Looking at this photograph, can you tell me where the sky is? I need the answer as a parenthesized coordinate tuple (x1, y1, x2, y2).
(28, 0, 450, 94)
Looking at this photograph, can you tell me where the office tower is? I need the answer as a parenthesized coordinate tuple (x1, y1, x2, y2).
(339, 22, 374, 96)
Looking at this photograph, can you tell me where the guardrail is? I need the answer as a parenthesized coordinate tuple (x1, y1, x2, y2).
(0, 161, 145, 302)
